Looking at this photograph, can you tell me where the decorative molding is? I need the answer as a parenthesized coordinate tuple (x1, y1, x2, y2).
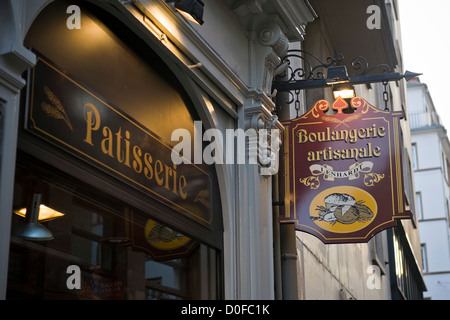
(244, 101, 284, 176)
(257, 21, 289, 95)
(0, 0, 37, 93)
(258, 22, 289, 57)
(0, 49, 36, 93)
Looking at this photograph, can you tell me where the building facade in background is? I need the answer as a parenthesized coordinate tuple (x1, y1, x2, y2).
(408, 79, 450, 299)
(275, 0, 424, 300)
(0, 0, 425, 300)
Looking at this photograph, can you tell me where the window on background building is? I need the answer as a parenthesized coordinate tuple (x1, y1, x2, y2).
(447, 199, 450, 229)
(402, 145, 415, 224)
(421, 244, 428, 273)
(446, 158, 450, 183)
(370, 233, 387, 276)
(415, 192, 423, 220)
(442, 152, 450, 183)
(389, 226, 425, 299)
(411, 143, 418, 170)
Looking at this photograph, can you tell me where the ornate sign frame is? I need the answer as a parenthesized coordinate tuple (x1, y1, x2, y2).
(281, 96, 412, 244)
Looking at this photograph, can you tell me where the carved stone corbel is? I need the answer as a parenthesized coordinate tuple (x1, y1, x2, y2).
(257, 21, 289, 95)
(244, 102, 284, 176)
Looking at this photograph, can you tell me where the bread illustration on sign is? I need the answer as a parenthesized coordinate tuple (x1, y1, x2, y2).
(313, 193, 374, 225)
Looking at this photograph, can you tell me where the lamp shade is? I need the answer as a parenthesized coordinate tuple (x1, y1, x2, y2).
(14, 194, 54, 241)
(15, 222, 54, 241)
(326, 66, 349, 84)
(333, 88, 355, 100)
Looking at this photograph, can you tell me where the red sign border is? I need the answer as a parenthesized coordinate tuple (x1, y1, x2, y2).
(280, 97, 412, 244)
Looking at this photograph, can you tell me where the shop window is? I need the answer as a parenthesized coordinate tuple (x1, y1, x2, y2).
(8, 165, 220, 300)
(421, 244, 427, 273)
(415, 192, 423, 220)
(411, 143, 418, 170)
(389, 226, 425, 299)
(10, 0, 223, 300)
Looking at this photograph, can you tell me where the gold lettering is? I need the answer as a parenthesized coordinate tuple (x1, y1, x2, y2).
(297, 125, 387, 145)
(124, 130, 131, 167)
(80, 102, 197, 202)
(84, 103, 100, 146)
(172, 163, 178, 195)
(164, 164, 173, 191)
(307, 151, 316, 162)
(101, 126, 114, 157)
(340, 130, 349, 143)
(315, 150, 322, 159)
(358, 128, 367, 139)
(144, 153, 153, 179)
(304, 143, 382, 162)
(373, 146, 381, 157)
(154, 160, 164, 186)
(349, 129, 357, 144)
(179, 175, 187, 200)
(333, 149, 341, 160)
(350, 148, 358, 161)
(359, 145, 370, 158)
(341, 149, 350, 160)
(372, 124, 378, 138)
(331, 130, 341, 141)
(116, 128, 124, 164)
(132, 146, 142, 173)
(324, 147, 332, 161)
(317, 131, 326, 142)
(297, 129, 308, 144)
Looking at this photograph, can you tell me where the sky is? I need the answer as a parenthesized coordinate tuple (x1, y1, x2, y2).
(398, 0, 450, 130)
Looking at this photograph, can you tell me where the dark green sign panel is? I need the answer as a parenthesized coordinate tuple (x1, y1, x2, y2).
(28, 56, 212, 225)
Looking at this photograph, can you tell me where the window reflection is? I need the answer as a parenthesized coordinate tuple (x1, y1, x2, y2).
(8, 166, 220, 300)
(146, 258, 187, 300)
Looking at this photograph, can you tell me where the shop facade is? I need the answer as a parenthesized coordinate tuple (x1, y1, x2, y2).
(0, 0, 425, 300)
(0, 0, 316, 299)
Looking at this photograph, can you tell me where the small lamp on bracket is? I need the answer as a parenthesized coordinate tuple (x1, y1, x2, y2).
(14, 194, 55, 241)
(333, 85, 356, 100)
(326, 66, 350, 85)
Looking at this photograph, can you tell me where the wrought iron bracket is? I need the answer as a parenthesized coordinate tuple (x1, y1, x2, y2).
(271, 50, 421, 92)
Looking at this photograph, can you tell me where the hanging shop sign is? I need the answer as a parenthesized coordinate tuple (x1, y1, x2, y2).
(280, 96, 412, 244)
(26, 55, 213, 226)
